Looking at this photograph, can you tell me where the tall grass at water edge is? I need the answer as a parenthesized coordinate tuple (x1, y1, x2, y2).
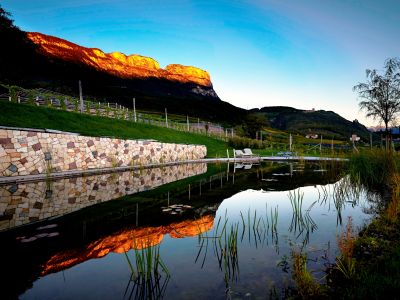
(326, 150, 400, 298)
(348, 149, 399, 188)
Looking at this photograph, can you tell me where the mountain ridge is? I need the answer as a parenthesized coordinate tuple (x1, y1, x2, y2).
(27, 32, 213, 89)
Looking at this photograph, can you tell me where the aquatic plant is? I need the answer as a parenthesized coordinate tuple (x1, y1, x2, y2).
(111, 156, 119, 168)
(124, 244, 170, 300)
(288, 189, 317, 246)
(335, 216, 356, 279)
(348, 149, 399, 188)
(291, 251, 325, 299)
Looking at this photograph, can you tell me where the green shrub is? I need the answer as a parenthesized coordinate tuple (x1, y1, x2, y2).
(27, 91, 36, 105)
(74, 99, 79, 112)
(60, 97, 67, 110)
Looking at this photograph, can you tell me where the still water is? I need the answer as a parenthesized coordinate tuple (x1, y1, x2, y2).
(0, 161, 377, 299)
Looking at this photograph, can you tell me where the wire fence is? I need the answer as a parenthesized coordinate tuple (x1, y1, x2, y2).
(0, 86, 236, 141)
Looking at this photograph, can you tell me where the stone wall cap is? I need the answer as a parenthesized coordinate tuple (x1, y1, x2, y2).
(0, 126, 80, 136)
(0, 125, 44, 132)
(45, 129, 80, 135)
(137, 139, 158, 142)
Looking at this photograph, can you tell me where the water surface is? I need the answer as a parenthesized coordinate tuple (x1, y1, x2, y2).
(0, 161, 377, 299)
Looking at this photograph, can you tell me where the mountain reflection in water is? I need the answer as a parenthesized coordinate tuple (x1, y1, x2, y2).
(0, 161, 370, 300)
(42, 215, 214, 276)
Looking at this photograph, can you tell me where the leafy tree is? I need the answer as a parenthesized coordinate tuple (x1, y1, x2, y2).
(353, 58, 400, 149)
(27, 90, 36, 105)
(242, 113, 270, 138)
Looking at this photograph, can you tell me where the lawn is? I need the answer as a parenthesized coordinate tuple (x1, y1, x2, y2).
(0, 101, 229, 157)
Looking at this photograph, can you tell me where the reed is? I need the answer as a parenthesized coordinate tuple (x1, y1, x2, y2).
(348, 149, 399, 188)
(291, 251, 325, 299)
(288, 188, 318, 247)
(335, 216, 356, 279)
(124, 244, 170, 300)
(195, 203, 282, 295)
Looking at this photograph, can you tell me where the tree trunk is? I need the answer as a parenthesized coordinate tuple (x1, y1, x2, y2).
(385, 122, 389, 151)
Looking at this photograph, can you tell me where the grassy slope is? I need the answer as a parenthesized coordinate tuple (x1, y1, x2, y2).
(0, 101, 229, 157)
(256, 106, 374, 141)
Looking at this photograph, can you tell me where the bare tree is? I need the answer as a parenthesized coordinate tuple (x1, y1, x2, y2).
(353, 58, 400, 150)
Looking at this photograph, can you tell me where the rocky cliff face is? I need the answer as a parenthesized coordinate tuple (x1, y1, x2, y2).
(27, 32, 213, 88)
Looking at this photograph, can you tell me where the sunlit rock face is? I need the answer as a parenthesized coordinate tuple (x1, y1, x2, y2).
(41, 215, 214, 275)
(27, 32, 212, 87)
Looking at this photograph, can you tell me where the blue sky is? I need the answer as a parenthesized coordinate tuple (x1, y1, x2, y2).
(3, 0, 400, 126)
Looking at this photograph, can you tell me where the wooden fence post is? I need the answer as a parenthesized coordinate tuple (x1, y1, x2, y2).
(133, 98, 137, 122)
(79, 80, 84, 113)
(320, 135, 323, 152)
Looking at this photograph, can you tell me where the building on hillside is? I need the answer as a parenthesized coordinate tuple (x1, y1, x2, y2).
(303, 108, 315, 113)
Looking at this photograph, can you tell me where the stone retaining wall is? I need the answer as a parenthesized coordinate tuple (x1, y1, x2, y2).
(0, 163, 207, 231)
(0, 129, 207, 177)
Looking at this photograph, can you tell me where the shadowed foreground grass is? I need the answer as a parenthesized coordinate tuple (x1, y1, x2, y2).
(0, 101, 229, 157)
(326, 150, 400, 299)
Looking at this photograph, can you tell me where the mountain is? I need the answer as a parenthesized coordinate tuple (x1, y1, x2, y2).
(251, 106, 374, 141)
(0, 7, 246, 124)
(27, 32, 216, 97)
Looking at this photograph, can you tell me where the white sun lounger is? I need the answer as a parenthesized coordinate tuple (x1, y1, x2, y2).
(234, 149, 245, 157)
(243, 148, 255, 157)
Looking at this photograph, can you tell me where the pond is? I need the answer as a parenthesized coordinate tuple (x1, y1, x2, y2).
(0, 161, 378, 299)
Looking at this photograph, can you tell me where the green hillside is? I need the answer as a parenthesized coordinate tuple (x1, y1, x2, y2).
(251, 106, 375, 141)
(0, 101, 229, 157)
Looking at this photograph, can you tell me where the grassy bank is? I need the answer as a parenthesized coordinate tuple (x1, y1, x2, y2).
(0, 101, 229, 157)
(284, 150, 400, 299)
(326, 150, 400, 298)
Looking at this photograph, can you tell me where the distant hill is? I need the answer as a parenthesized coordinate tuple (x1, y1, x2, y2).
(251, 106, 373, 141)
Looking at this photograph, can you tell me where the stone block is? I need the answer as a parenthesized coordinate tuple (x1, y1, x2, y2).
(10, 152, 21, 159)
(32, 143, 42, 151)
(0, 138, 12, 145)
(7, 164, 18, 173)
(44, 152, 52, 161)
(0, 156, 11, 163)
